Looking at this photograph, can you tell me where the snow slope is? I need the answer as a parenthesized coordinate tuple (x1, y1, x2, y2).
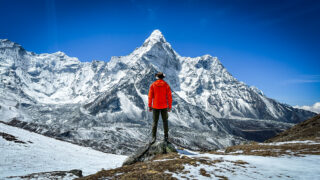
(0, 123, 127, 179)
(174, 150, 320, 180)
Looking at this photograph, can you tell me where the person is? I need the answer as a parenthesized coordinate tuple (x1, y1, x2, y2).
(148, 72, 172, 144)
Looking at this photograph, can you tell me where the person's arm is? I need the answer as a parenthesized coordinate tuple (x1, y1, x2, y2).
(148, 84, 154, 111)
(167, 84, 172, 112)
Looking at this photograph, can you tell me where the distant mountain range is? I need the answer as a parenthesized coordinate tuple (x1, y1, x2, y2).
(0, 30, 315, 154)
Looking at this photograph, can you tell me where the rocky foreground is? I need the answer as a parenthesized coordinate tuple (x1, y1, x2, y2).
(2, 115, 319, 179)
(78, 114, 320, 180)
(76, 138, 320, 180)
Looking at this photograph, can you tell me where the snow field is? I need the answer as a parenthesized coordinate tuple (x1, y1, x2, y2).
(0, 123, 127, 179)
(173, 148, 320, 180)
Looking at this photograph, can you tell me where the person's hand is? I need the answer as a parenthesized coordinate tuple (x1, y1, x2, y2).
(149, 107, 153, 112)
(168, 108, 172, 112)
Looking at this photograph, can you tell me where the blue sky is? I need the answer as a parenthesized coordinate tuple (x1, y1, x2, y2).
(0, 0, 319, 106)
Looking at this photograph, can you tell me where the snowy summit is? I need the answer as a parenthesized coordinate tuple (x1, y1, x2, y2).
(144, 29, 167, 44)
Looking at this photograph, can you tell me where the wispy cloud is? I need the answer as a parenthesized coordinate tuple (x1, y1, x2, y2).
(284, 75, 320, 84)
(294, 102, 320, 114)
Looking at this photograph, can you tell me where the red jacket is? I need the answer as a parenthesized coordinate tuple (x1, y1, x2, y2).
(148, 79, 172, 109)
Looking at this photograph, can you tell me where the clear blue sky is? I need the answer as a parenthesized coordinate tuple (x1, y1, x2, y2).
(0, 0, 319, 106)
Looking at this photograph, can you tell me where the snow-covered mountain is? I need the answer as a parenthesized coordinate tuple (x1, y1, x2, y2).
(0, 30, 315, 154)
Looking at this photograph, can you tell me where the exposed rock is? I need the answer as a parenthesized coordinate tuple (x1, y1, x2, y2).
(123, 141, 177, 166)
(7, 169, 83, 179)
(0, 131, 26, 144)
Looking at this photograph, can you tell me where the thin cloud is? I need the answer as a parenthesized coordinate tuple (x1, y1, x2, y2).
(284, 75, 320, 84)
(294, 102, 320, 114)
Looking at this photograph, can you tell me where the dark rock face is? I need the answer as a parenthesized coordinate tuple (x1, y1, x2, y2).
(222, 118, 294, 142)
(0, 131, 27, 144)
(123, 141, 177, 166)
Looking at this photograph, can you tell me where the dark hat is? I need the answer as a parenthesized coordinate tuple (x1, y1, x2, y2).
(155, 72, 165, 79)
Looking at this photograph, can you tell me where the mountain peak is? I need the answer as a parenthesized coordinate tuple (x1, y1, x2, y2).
(143, 29, 166, 45)
(149, 29, 164, 39)
(53, 51, 67, 57)
(0, 39, 23, 49)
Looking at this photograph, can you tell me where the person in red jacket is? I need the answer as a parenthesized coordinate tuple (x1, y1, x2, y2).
(148, 72, 172, 144)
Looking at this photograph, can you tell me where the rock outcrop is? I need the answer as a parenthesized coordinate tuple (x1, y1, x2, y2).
(123, 141, 177, 166)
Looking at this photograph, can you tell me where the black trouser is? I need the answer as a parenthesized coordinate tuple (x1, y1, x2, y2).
(152, 108, 169, 141)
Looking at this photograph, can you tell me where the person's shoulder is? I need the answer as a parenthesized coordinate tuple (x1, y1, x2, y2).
(164, 80, 171, 87)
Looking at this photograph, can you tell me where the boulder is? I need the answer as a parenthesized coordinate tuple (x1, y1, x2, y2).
(123, 141, 177, 166)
